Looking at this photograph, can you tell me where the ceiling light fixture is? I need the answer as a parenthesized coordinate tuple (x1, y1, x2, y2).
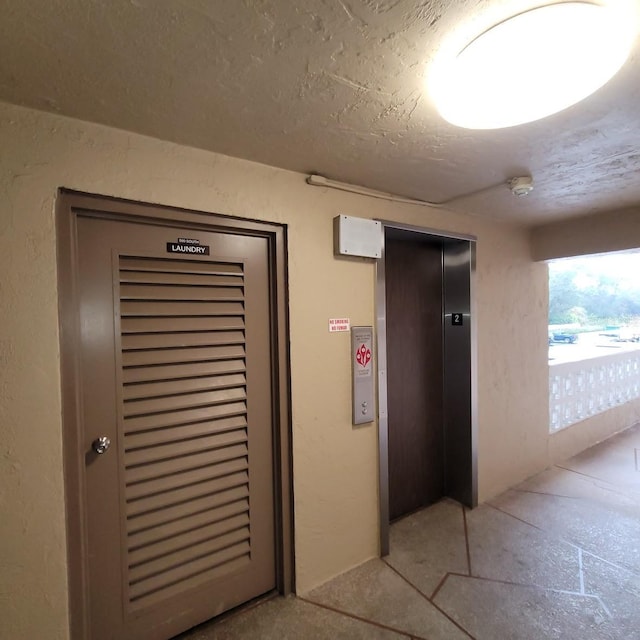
(429, 1, 638, 129)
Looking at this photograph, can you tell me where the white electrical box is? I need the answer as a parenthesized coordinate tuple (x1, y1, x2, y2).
(333, 215, 383, 259)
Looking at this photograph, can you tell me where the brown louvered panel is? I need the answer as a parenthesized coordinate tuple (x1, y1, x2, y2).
(122, 344, 245, 367)
(121, 284, 243, 301)
(124, 401, 247, 433)
(125, 429, 247, 467)
(121, 300, 245, 317)
(120, 257, 244, 276)
(129, 528, 250, 587)
(129, 513, 250, 568)
(121, 330, 245, 351)
(122, 360, 246, 384)
(121, 316, 245, 334)
(124, 387, 247, 417)
(129, 546, 250, 607)
(116, 254, 254, 609)
(126, 459, 248, 512)
(126, 442, 248, 485)
(128, 499, 250, 551)
(124, 415, 247, 451)
(76, 216, 279, 638)
(120, 272, 243, 287)
(127, 470, 249, 533)
(123, 373, 246, 401)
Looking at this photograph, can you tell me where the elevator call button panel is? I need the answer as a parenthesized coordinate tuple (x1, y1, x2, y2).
(351, 326, 374, 425)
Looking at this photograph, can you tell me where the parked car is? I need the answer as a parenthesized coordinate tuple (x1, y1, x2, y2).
(599, 325, 621, 337)
(612, 328, 640, 342)
(599, 326, 640, 342)
(551, 331, 578, 344)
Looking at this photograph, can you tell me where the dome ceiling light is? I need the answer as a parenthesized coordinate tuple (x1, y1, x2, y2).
(429, 1, 638, 129)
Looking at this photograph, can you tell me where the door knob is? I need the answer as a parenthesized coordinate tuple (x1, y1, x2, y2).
(92, 436, 111, 455)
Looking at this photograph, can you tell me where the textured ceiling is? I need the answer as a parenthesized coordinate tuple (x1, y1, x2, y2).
(1, 0, 639, 225)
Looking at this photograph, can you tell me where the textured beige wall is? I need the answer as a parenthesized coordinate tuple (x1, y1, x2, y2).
(477, 237, 550, 499)
(1, 101, 551, 639)
(530, 207, 640, 261)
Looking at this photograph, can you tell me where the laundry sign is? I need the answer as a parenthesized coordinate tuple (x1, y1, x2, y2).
(167, 238, 210, 255)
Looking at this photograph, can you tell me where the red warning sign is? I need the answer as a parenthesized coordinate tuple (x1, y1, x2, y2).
(356, 343, 371, 368)
(329, 317, 350, 332)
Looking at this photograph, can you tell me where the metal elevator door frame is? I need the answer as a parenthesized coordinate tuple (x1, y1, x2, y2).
(375, 221, 478, 556)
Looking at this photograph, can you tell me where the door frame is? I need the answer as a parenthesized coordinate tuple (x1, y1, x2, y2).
(56, 189, 294, 639)
(375, 221, 478, 555)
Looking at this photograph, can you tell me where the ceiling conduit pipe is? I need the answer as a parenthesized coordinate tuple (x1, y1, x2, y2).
(306, 173, 534, 208)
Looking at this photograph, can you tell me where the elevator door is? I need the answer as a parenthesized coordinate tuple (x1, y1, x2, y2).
(76, 214, 276, 640)
(385, 232, 444, 520)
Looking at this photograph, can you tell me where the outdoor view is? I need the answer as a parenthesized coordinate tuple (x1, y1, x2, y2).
(548, 251, 640, 432)
(549, 251, 640, 364)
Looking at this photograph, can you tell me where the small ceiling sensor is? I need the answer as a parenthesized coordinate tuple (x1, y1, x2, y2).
(509, 176, 534, 197)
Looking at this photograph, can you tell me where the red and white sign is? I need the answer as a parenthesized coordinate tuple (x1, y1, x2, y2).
(353, 331, 373, 379)
(329, 318, 350, 333)
(355, 343, 371, 368)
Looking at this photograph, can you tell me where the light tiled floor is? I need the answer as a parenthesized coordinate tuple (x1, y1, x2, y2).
(179, 424, 640, 639)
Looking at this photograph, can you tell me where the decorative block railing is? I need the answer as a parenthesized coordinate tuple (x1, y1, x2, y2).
(549, 350, 640, 432)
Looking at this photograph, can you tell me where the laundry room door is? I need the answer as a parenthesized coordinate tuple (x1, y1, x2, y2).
(73, 211, 277, 640)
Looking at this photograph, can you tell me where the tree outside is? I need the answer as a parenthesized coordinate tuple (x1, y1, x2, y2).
(549, 252, 640, 330)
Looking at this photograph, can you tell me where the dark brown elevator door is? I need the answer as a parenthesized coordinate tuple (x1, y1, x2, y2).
(385, 233, 444, 520)
(77, 216, 276, 640)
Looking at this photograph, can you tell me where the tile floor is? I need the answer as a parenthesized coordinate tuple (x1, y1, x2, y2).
(179, 424, 640, 639)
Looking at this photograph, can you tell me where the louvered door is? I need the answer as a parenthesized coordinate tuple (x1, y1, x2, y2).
(77, 216, 276, 640)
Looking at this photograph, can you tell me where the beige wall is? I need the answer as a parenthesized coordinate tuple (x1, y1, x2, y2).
(0, 100, 599, 640)
(530, 206, 640, 260)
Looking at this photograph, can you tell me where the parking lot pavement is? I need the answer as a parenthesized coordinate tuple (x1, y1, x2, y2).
(549, 331, 640, 364)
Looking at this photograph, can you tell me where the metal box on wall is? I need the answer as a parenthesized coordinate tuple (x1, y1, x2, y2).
(333, 215, 383, 259)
